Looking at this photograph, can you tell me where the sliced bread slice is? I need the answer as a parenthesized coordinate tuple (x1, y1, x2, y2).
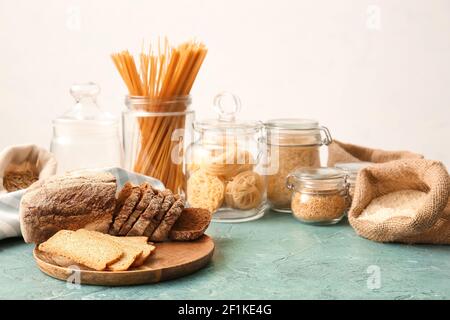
(76, 229, 143, 271)
(39, 251, 94, 270)
(113, 182, 134, 214)
(150, 197, 185, 242)
(119, 237, 156, 267)
(127, 190, 164, 236)
(109, 183, 142, 236)
(143, 190, 176, 237)
(118, 183, 155, 236)
(38, 230, 123, 271)
(169, 208, 212, 241)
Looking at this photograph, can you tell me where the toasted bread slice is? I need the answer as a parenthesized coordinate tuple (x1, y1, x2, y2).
(39, 251, 94, 270)
(76, 229, 144, 271)
(143, 190, 176, 237)
(38, 230, 123, 271)
(119, 237, 156, 267)
(150, 197, 185, 242)
(119, 183, 155, 236)
(170, 208, 212, 241)
(128, 191, 164, 236)
(109, 183, 142, 236)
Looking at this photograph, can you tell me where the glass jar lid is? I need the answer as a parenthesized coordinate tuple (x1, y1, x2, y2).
(287, 167, 347, 192)
(265, 118, 319, 130)
(193, 92, 263, 134)
(264, 118, 332, 146)
(54, 82, 116, 124)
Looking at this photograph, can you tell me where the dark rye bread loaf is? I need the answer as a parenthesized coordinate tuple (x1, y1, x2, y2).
(20, 171, 117, 244)
(170, 208, 212, 241)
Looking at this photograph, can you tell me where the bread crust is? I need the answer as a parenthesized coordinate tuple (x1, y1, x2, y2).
(170, 208, 212, 241)
(20, 172, 117, 244)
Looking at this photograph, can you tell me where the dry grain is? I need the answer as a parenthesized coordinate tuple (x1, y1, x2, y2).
(291, 192, 346, 222)
(359, 190, 427, 222)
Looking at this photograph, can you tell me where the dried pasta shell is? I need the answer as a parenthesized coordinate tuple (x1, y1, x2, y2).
(202, 149, 255, 181)
(187, 170, 225, 213)
(225, 171, 264, 210)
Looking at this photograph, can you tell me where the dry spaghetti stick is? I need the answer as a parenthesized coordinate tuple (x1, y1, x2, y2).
(172, 45, 198, 96)
(136, 49, 181, 166)
(141, 115, 179, 186)
(138, 114, 172, 174)
(183, 47, 208, 94)
(149, 56, 157, 98)
(160, 48, 180, 98)
(112, 54, 136, 95)
(140, 62, 196, 180)
(140, 105, 188, 185)
(166, 127, 184, 190)
(140, 53, 149, 96)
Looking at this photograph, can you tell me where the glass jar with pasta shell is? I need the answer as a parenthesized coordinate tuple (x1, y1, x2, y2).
(264, 119, 332, 212)
(185, 92, 266, 222)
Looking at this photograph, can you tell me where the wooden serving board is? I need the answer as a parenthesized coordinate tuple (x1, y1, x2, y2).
(33, 235, 214, 286)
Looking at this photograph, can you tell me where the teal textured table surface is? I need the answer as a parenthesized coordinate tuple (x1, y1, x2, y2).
(1, 211, 449, 300)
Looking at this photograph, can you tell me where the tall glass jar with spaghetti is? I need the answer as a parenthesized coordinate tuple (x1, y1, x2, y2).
(185, 92, 266, 222)
(264, 119, 332, 212)
(122, 96, 194, 194)
(111, 39, 207, 194)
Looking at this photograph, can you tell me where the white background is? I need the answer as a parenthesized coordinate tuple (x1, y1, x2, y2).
(0, 0, 449, 165)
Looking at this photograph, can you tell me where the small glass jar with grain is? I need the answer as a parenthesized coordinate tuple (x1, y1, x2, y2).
(286, 168, 349, 225)
(264, 119, 332, 212)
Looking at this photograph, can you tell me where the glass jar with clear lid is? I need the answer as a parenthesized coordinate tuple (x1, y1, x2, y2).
(50, 83, 122, 173)
(185, 92, 266, 222)
(264, 119, 332, 212)
(286, 168, 349, 225)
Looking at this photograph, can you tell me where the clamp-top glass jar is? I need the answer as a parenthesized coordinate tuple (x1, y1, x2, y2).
(264, 119, 332, 212)
(287, 168, 349, 225)
(185, 92, 266, 222)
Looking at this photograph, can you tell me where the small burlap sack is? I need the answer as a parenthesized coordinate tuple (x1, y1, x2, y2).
(349, 159, 450, 244)
(0, 145, 57, 193)
(327, 140, 423, 166)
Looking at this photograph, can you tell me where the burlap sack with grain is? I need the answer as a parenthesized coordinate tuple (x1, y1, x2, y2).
(0, 145, 57, 193)
(349, 159, 450, 244)
(327, 140, 424, 166)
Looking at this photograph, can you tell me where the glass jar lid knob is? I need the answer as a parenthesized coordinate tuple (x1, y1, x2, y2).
(70, 82, 100, 102)
(213, 92, 241, 122)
